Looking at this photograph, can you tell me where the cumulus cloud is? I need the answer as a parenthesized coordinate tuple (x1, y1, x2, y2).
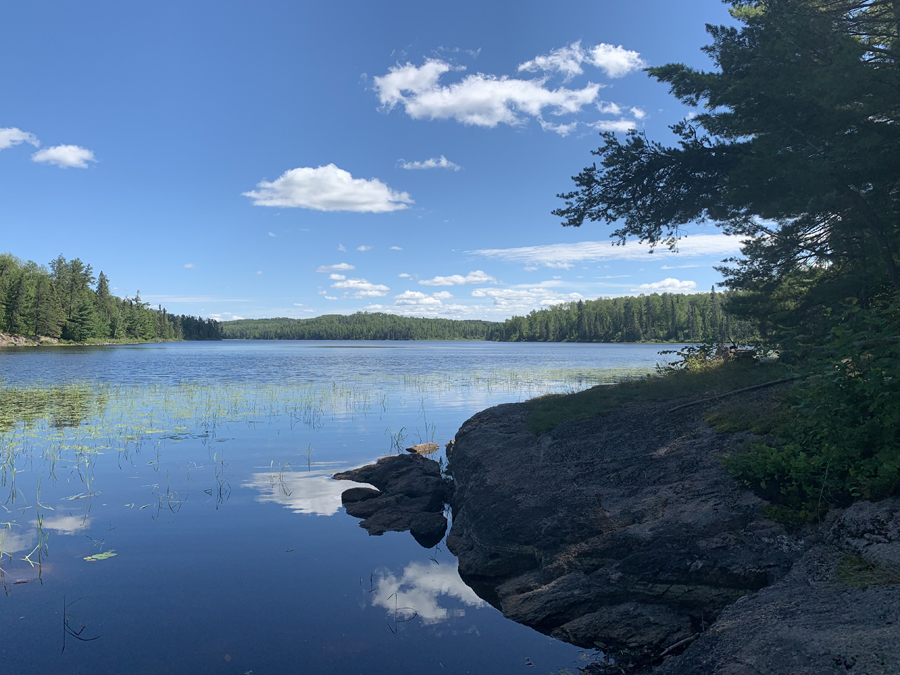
(591, 118, 637, 133)
(538, 118, 579, 136)
(374, 59, 600, 129)
(371, 561, 485, 624)
(0, 126, 40, 150)
(357, 245, 372, 251)
(470, 286, 583, 308)
(398, 155, 461, 171)
(419, 270, 496, 286)
(470, 235, 743, 269)
(32, 144, 97, 169)
(317, 263, 355, 272)
(518, 41, 646, 79)
(398, 272, 412, 278)
(208, 312, 245, 321)
(329, 273, 346, 280)
(243, 164, 413, 213)
(597, 101, 623, 115)
(332, 277, 390, 298)
(632, 278, 698, 293)
(391, 246, 403, 251)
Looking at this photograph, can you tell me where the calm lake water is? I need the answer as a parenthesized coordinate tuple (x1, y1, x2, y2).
(0, 340, 680, 675)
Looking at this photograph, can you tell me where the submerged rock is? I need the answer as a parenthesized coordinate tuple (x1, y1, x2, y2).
(334, 454, 452, 549)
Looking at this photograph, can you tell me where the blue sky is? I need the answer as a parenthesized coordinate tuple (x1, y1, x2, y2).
(1, 0, 741, 322)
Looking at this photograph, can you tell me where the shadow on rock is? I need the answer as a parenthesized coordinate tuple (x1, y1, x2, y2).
(334, 454, 452, 549)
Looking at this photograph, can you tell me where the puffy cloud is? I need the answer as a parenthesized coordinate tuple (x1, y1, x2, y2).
(32, 144, 97, 169)
(470, 235, 743, 269)
(470, 285, 583, 308)
(630, 107, 647, 120)
(0, 126, 40, 150)
(398, 272, 412, 278)
(391, 246, 403, 251)
(208, 312, 245, 321)
(374, 59, 600, 129)
(332, 277, 390, 298)
(587, 44, 647, 78)
(419, 270, 496, 286)
(329, 273, 346, 280)
(398, 155, 461, 171)
(519, 42, 646, 80)
(591, 118, 637, 133)
(597, 101, 623, 115)
(317, 263, 355, 272)
(632, 278, 698, 293)
(243, 164, 413, 213)
(357, 245, 372, 251)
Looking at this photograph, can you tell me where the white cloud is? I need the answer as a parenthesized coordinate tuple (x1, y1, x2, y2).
(518, 41, 646, 80)
(208, 312, 245, 321)
(329, 273, 346, 280)
(374, 59, 600, 129)
(470, 286, 583, 308)
(538, 118, 579, 136)
(591, 118, 637, 133)
(630, 107, 647, 120)
(338, 244, 347, 252)
(357, 245, 372, 251)
(395, 290, 444, 306)
(317, 263, 355, 272)
(256, 270, 263, 275)
(587, 44, 647, 78)
(268, 231, 276, 237)
(597, 101, 623, 115)
(391, 246, 403, 251)
(632, 278, 698, 293)
(243, 164, 413, 213)
(332, 277, 390, 298)
(0, 126, 40, 150)
(432, 291, 453, 299)
(32, 144, 97, 169)
(293, 303, 305, 306)
(398, 155, 461, 171)
(470, 235, 743, 269)
(184, 263, 196, 269)
(419, 270, 496, 286)
(661, 264, 700, 270)
(398, 272, 411, 278)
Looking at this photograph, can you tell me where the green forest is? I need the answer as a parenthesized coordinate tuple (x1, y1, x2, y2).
(222, 313, 495, 340)
(0, 253, 222, 342)
(486, 289, 755, 343)
(220, 289, 755, 343)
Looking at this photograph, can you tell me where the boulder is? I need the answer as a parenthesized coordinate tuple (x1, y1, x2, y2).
(334, 453, 451, 548)
(405, 442, 440, 455)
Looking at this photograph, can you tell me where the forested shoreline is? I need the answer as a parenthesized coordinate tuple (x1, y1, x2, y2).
(0, 253, 221, 344)
(221, 289, 755, 343)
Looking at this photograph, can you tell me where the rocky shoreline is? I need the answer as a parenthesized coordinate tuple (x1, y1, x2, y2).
(335, 387, 900, 674)
(444, 392, 900, 674)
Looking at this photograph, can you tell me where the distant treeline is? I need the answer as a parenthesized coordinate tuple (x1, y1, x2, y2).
(0, 253, 222, 342)
(223, 290, 755, 343)
(487, 290, 756, 343)
(222, 313, 496, 340)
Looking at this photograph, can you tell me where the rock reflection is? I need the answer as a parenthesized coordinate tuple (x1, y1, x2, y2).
(244, 466, 371, 516)
(371, 560, 485, 624)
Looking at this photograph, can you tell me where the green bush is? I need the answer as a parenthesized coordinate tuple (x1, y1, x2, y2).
(725, 299, 900, 517)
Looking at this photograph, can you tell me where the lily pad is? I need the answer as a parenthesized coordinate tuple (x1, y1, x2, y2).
(84, 549, 117, 562)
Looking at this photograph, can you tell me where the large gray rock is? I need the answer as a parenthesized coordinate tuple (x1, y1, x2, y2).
(446, 397, 801, 666)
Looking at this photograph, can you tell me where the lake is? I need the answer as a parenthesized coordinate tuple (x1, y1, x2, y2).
(0, 340, 680, 674)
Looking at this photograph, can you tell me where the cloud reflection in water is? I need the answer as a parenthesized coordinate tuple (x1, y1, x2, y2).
(243, 465, 373, 516)
(372, 560, 485, 624)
